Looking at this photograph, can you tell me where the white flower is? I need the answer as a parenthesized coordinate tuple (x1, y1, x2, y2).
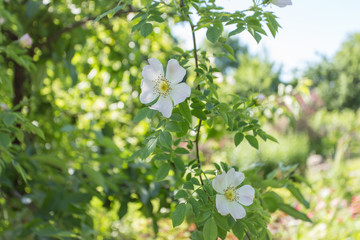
(19, 33, 33, 48)
(140, 58, 191, 118)
(212, 168, 255, 220)
(0, 18, 5, 25)
(271, 0, 292, 8)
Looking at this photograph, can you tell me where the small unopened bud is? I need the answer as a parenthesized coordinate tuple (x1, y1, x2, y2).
(19, 33, 33, 48)
(254, 94, 266, 105)
(0, 103, 7, 110)
(270, 0, 292, 8)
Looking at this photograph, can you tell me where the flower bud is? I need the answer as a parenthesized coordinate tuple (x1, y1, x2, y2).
(0, 18, 5, 25)
(271, 0, 292, 8)
(0, 103, 8, 111)
(19, 33, 33, 48)
(254, 93, 266, 105)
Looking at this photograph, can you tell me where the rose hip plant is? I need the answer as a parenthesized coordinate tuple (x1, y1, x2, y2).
(0, 0, 311, 239)
(100, 0, 311, 239)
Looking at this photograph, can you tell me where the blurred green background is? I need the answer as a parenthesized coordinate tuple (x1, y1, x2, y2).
(0, 0, 360, 239)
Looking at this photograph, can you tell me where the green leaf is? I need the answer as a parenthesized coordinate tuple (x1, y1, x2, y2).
(175, 147, 189, 154)
(12, 160, 28, 184)
(165, 121, 182, 132)
(171, 203, 186, 227)
(222, 44, 234, 56)
(155, 162, 170, 181)
(245, 135, 259, 149)
(263, 195, 279, 212)
(206, 26, 222, 44)
(3, 113, 16, 126)
(278, 203, 312, 222)
(189, 197, 200, 217)
(203, 218, 217, 240)
(234, 132, 244, 146)
(134, 107, 150, 122)
(191, 231, 203, 240)
(83, 165, 108, 192)
(287, 184, 310, 209)
(144, 138, 158, 157)
(140, 23, 153, 37)
(94, 5, 124, 22)
(179, 102, 192, 123)
(191, 109, 207, 120)
(213, 212, 229, 231)
(173, 157, 186, 172)
(266, 134, 279, 143)
(175, 190, 188, 200)
(228, 26, 245, 37)
(159, 131, 172, 150)
(0, 132, 11, 148)
(183, 181, 194, 190)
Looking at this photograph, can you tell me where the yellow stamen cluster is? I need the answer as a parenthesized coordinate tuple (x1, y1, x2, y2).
(224, 187, 238, 201)
(153, 74, 171, 97)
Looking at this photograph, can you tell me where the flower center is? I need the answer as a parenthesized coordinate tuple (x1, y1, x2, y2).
(224, 187, 237, 201)
(154, 74, 171, 97)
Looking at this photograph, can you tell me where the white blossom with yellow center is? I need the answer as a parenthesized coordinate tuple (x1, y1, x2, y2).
(212, 168, 255, 220)
(140, 58, 191, 118)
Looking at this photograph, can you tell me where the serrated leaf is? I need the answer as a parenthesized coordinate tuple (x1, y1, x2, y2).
(3, 113, 16, 126)
(179, 102, 192, 123)
(94, 5, 123, 22)
(159, 131, 172, 150)
(175, 147, 189, 154)
(206, 26, 221, 44)
(183, 181, 194, 190)
(0, 132, 11, 148)
(222, 44, 234, 56)
(213, 212, 229, 231)
(134, 107, 150, 122)
(166, 121, 182, 132)
(203, 218, 217, 240)
(245, 135, 259, 149)
(140, 23, 153, 37)
(175, 190, 188, 200)
(266, 134, 279, 143)
(171, 203, 186, 227)
(234, 132, 244, 146)
(191, 109, 206, 120)
(155, 162, 170, 181)
(278, 203, 312, 222)
(173, 157, 185, 172)
(287, 184, 310, 209)
(228, 26, 245, 37)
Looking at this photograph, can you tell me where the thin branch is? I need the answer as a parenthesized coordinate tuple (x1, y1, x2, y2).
(183, 7, 204, 185)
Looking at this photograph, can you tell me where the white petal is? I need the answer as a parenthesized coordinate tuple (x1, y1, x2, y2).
(236, 185, 255, 206)
(140, 79, 157, 104)
(142, 65, 159, 82)
(216, 194, 230, 216)
(166, 59, 186, 84)
(228, 201, 246, 220)
(149, 96, 173, 118)
(170, 83, 191, 106)
(148, 58, 164, 76)
(212, 172, 228, 194)
(226, 168, 245, 188)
